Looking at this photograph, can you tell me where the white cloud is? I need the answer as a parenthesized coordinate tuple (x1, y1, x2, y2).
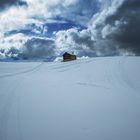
(0, 7, 44, 34)
(55, 28, 96, 57)
(0, 0, 100, 35)
(0, 33, 28, 49)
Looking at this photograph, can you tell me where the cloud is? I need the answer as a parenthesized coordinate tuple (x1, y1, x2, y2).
(85, 0, 140, 55)
(0, 0, 27, 11)
(0, 0, 140, 61)
(21, 37, 55, 60)
(85, 0, 126, 55)
(104, 0, 140, 55)
(0, 34, 56, 60)
(0, 0, 100, 34)
(45, 0, 100, 25)
(0, 0, 99, 60)
(55, 0, 126, 56)
(55, 0, 140, 56)
(55, 28, 96, 57)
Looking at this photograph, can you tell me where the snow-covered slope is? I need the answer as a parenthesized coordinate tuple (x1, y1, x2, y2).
(0, 57, 140, 140)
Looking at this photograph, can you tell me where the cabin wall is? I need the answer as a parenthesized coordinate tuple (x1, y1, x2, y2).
(63, 54, 76, 61)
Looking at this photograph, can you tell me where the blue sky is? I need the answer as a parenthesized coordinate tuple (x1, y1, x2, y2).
(5, 19, 85, 37)
(0, 0, 140, 60)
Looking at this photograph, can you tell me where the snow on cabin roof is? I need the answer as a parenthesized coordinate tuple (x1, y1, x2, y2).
(63, 52, 75, 56)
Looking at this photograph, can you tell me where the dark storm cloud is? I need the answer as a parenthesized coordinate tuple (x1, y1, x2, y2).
(105, 0, 140, 55)
(70, 30, 95, 49)
(0, 37, 56, 61)
(0, 0, 27, 11)
(20, 38, 55, 60)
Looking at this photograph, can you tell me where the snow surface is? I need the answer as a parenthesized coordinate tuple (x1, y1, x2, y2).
(0, 56, 140, 140)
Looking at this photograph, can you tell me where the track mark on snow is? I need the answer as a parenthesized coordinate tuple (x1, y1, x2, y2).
(0, 78, 22, 140)
(77, 82, 110, 90)
(0, 63, 43, 79)
(118, 57, 140, 94)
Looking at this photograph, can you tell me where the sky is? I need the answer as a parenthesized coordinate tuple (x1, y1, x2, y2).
(0, 0, 140, 61)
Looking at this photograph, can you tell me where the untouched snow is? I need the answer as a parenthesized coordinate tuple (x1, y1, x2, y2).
(0, 56, 140, 140)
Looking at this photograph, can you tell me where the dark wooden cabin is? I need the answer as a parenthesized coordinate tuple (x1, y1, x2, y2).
(63, 52, 77, 62)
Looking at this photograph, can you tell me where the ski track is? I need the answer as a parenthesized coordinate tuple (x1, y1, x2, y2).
(0, 79, 21, 140)
(77, 82, 110, 90)
(50, 59, 94, 71)
(0, 62, 43, 79)
(0, 62, 44, 140)
(105, 57, 128, 90)
(118, 57, 140, 94)
(14, 63, 44, 140)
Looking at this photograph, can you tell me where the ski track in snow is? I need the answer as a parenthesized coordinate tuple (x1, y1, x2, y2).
(0, 78, 22, 140)
(118, 57, 140, 94)
(0, 63, 44, 79)
(0, 62, 44, 140)
(77, 82, 110, 90)
(104, 57, 129, 90)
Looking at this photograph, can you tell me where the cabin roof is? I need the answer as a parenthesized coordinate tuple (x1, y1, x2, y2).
(63, 52, 73, 56)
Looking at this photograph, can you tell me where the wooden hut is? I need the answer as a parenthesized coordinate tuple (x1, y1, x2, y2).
(63, 52, 77, 62)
